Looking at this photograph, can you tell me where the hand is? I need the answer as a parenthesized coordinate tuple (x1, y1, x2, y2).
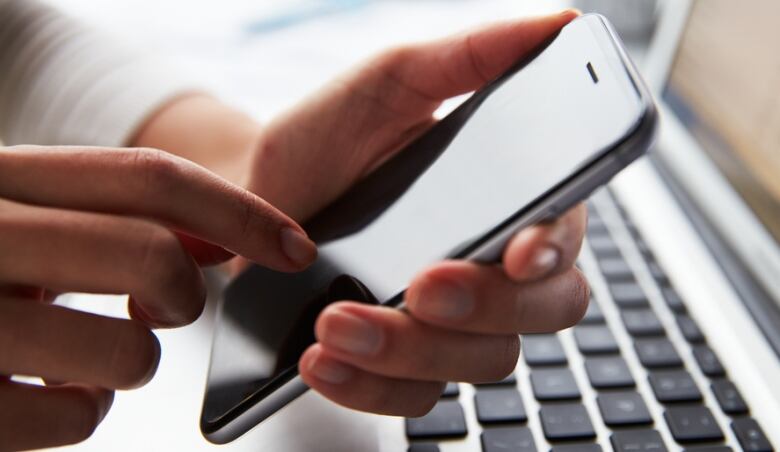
(0, 146, 316, 450)
(243, 10, 588, 415)
(131, 9, 586, 417)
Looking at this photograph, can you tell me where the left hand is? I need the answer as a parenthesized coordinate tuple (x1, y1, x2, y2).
(248, 10, 589, 415)
(135, 9, 587, 417)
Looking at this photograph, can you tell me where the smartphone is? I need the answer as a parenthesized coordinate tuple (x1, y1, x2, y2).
(200, 14, 657, 444)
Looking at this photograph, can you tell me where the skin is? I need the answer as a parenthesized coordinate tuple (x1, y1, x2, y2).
(0, 9, 587, 450)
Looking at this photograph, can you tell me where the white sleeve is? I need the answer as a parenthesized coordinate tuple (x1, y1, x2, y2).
(0, 0, 193, 146)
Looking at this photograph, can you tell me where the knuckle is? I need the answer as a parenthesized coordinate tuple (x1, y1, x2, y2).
(488, 335, 520, 381)
(237, 190, 274, 241)
(0, 203, 31, 274)
(364, 384, 397, 415)
(565, 269, 590, 327)
(405, 383, 444, 417)
(514, 289, 530, 332)
(373, 45, 414, 71)
(129, 147, 183, 195)
(66, 392, 103, 444)
(109, 322, 160, 389)
(0, 302, 22, 366)
(139, 227, 184, 281)
(385, 329, 438, 379)
(138, 227, 205, 325)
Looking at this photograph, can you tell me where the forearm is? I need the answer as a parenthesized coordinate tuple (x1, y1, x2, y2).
(0, 0, 190, 148)
(129, 95, 262, 187)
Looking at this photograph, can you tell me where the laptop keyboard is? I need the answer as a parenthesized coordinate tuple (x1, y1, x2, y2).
(404, 190, 774, 452)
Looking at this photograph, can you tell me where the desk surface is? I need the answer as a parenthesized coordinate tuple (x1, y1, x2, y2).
(45, 1, 567, 450)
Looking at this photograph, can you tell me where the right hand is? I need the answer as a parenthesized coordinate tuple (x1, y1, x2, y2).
(0, 145, 316, 450)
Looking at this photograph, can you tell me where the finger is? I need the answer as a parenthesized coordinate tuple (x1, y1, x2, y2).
(0, 284, 46, 302)
(315, 302, 519, 383)
(503, 203, 587, 282)
(0, 146, 316, 272)
(379, 9, 580, 101)
(0, 202, 206, 327)
(0, 285, 59, 304)
(0, 299, 160, 389)
(0, 380, 113, 450)
(406, 262, 589, 334)
(299, 344, 443, 417)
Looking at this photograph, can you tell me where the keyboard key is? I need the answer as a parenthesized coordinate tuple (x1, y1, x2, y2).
(530, 368, 580, 401)
(574, 325, 619, 355)
(622, 309, 665, 336)
(587, 213, 608, 235)
(597, 391, 653, 426)
(611, 429, 668, 452)
(692, 345, 725, 377)
(552, 445, 602, 452)
(441, 382, 459, 398)
(539, 403, 596, 441)
(648, 370, 702, 403)
(481, 426, 537, 452)
(676, 315, 705, 343)
(731, 418, 773, 452)
(635, 238, 654, 258)
(683, 448, 732, 452)
(585, 356, 635, 389)
(408, 443, 439, 452)
(475, 373, 517, 387)
(581, 298, 605, 324)
(405, 400, 467, 439)
(664, 405, 724, 442)
(522, 334, 567, 366)
(711, 380, 748, 415)
(634, 338, 683, 368)
(475, 387, 527, 424)
(598, 257, 635, 281)
(662, 287, 687, 313)
(588, 235, 621, 257)
(647, 261, 670, 286)
(610, 282, 650, 308)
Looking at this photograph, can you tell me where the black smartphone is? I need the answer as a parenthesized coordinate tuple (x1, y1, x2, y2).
(201, 14, 657, 443)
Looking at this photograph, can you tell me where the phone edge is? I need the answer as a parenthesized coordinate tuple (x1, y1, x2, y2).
(200, 14, 659, 444)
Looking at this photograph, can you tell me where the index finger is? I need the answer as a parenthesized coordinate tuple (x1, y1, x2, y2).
(0, 146, 316, 272)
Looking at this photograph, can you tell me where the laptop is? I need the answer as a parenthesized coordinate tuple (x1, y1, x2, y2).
(395, 1, 780, 450)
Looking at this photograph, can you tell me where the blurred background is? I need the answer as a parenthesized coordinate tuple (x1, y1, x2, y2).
(48, 0, 660, 121)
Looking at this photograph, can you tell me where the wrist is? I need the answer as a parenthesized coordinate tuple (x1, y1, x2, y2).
(129, 94, 262, 187)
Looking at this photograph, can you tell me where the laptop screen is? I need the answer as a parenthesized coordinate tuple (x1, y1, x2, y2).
(662, 0, 780, 244)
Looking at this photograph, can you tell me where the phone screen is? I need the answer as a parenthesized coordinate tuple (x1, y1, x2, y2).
(203, 16, 646, 426)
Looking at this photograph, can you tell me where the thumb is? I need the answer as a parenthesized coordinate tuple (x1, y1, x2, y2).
(380, 9, 580, 101)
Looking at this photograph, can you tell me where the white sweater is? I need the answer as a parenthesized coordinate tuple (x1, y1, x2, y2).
(0, 0, 187, 146)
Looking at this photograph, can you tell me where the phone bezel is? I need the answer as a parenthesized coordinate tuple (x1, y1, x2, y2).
(200, 13, 658, 444)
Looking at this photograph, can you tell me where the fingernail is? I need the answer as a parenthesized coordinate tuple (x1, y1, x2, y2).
(280, 227, 317, 267)
(524, 246, 560, 281)
(321, 310, 382, 356)
(414, 280, 474, 320)
(308, 351, 353, 385)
